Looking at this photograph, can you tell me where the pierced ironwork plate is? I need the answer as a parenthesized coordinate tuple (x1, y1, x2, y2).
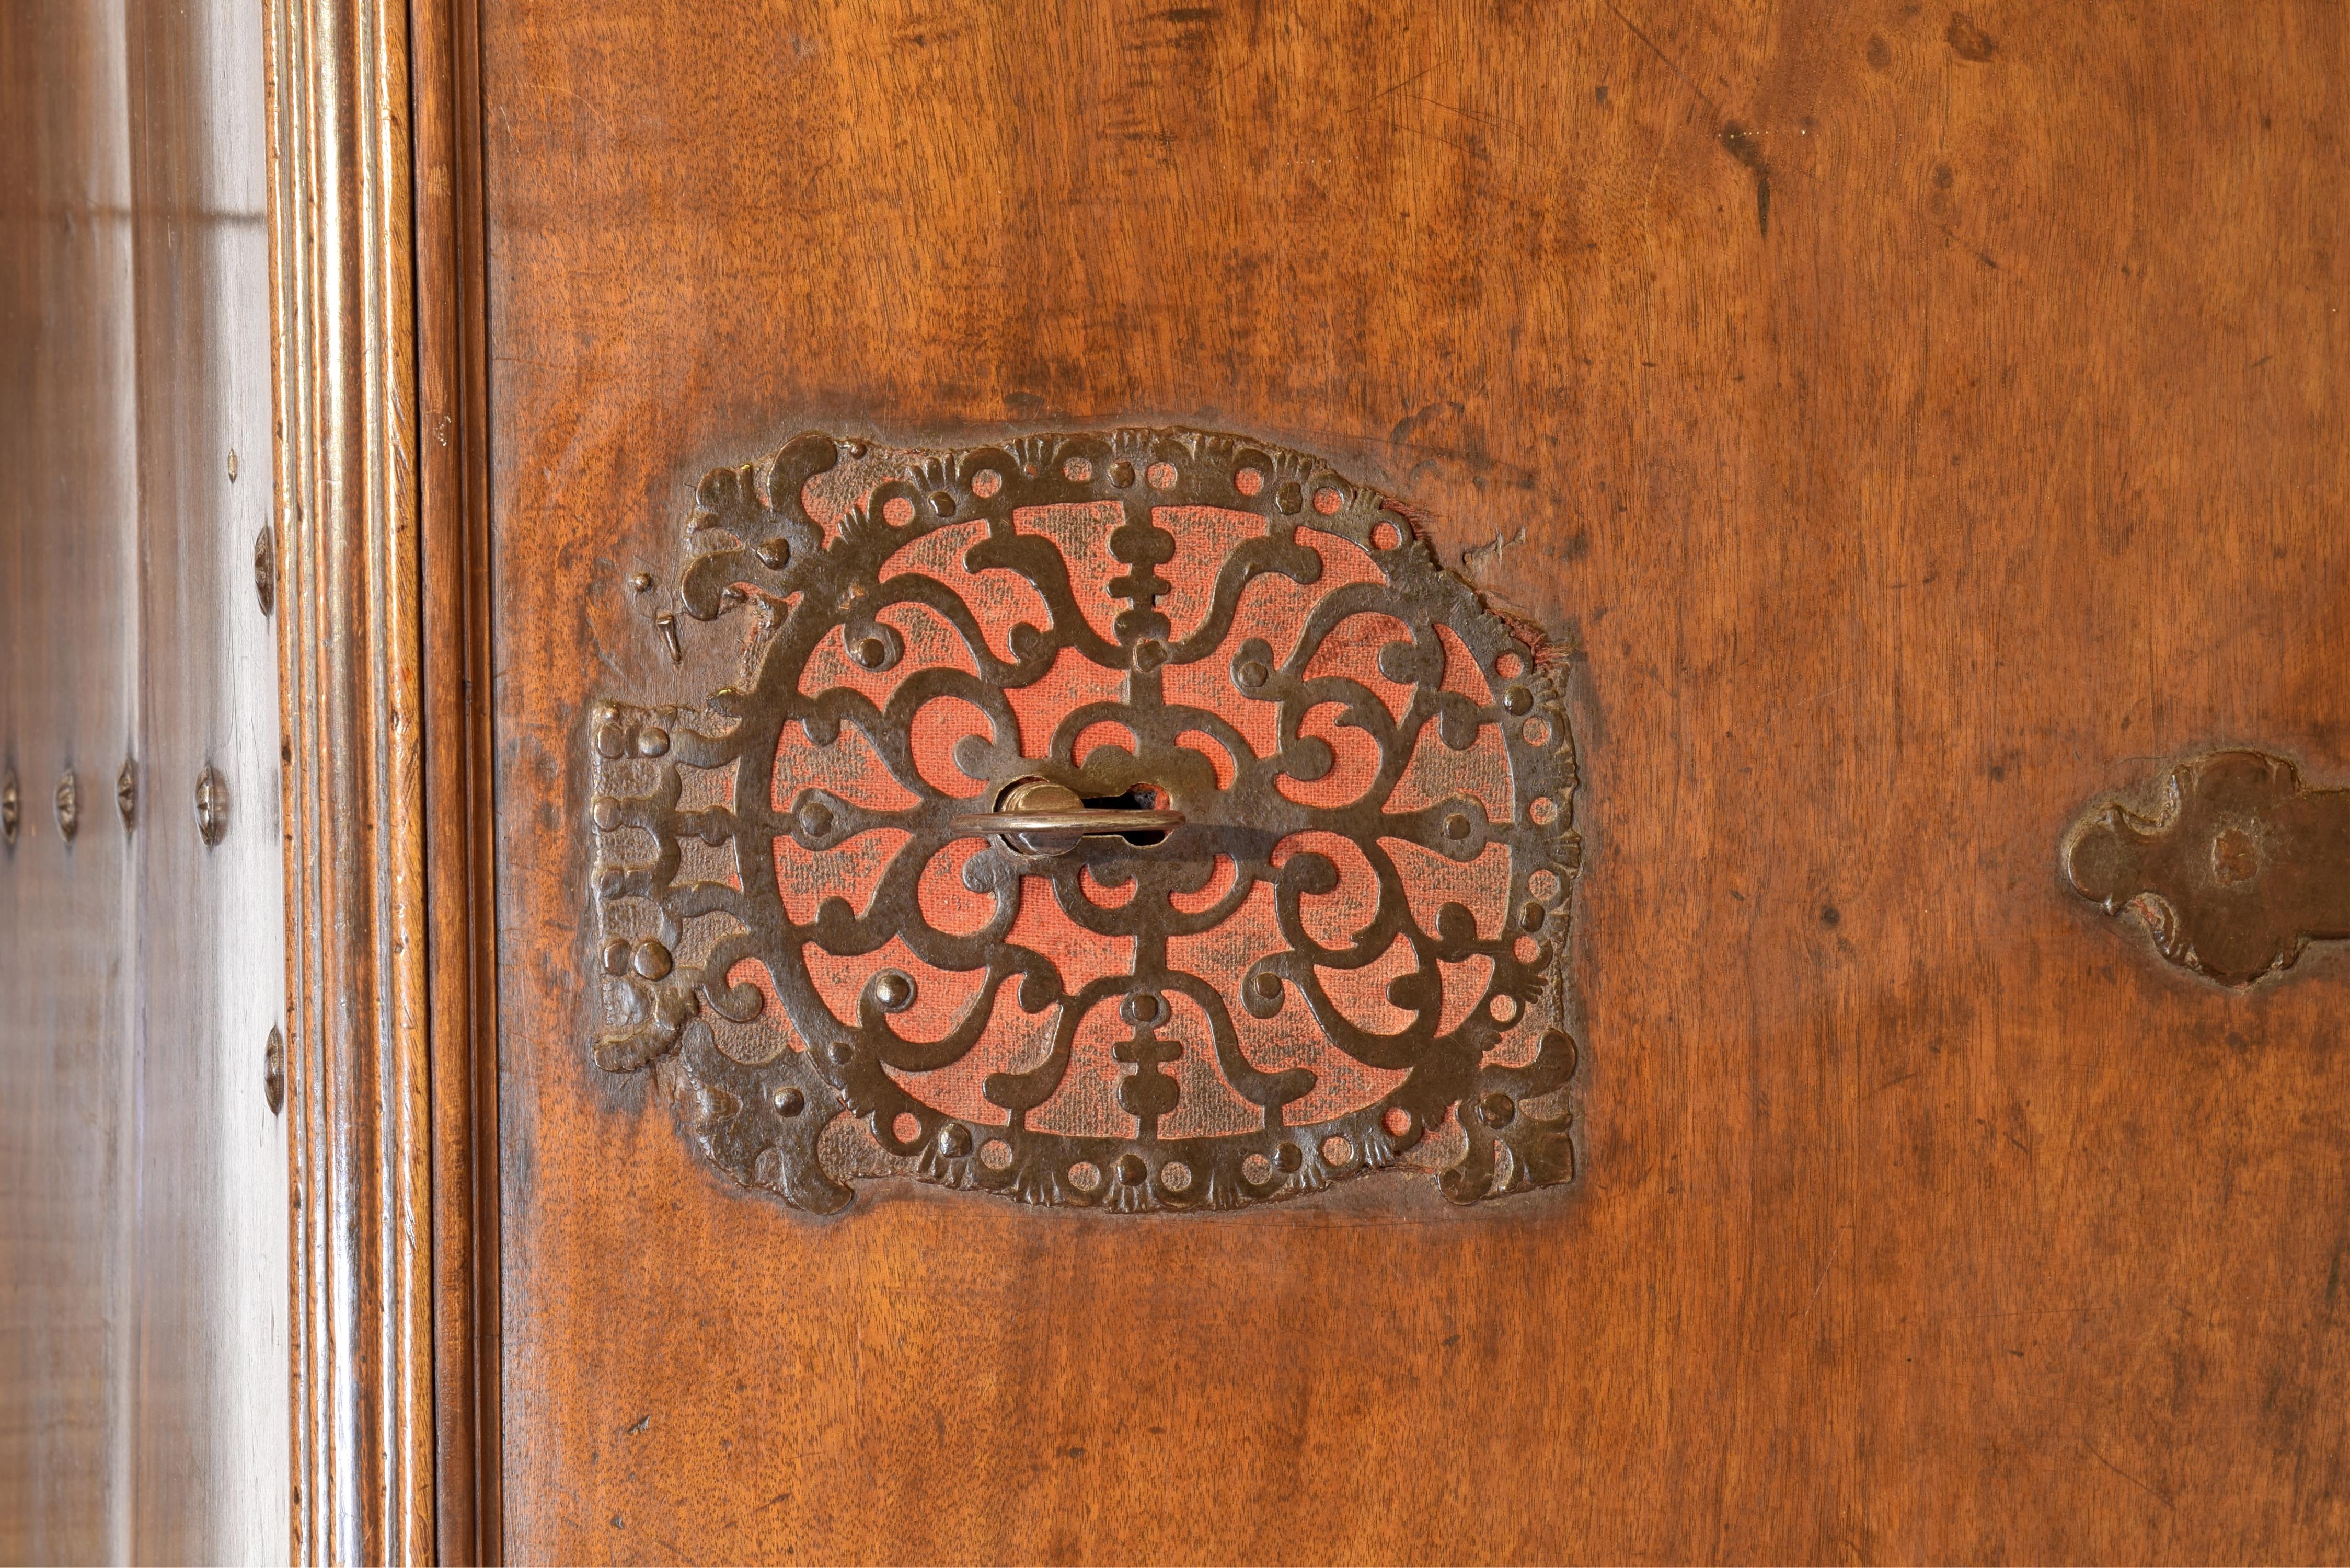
(590, 429, 1581, 1214)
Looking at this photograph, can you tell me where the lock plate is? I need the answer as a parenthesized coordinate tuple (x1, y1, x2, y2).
(590, 429, 1582, 1213)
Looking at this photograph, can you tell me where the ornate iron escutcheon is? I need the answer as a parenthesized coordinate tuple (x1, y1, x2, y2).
(590, 430, 1582, 1214)
(2065, 749, 2350, 986)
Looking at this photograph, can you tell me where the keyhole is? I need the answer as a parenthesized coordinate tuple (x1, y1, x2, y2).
(1081, 782, 1169, 846)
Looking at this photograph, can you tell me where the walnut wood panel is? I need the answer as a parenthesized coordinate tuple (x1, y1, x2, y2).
(481, 2, 2350, 1561)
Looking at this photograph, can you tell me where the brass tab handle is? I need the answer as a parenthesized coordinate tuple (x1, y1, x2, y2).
(951, 779, 1183, 856)
(2064, 748, 2350, 985)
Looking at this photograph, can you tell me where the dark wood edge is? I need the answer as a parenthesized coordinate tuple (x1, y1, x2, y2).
(265, 0, 451, 1560)
(412, 0, 500, 1558)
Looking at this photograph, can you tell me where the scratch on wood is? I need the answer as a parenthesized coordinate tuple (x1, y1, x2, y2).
(1357, 62, 1436, 112)
(2084, 1443, 2176, 1511)
(1601, 0, 1724, 120)
(1930, 217, 2000, 270)
(1461, 526, 1527, 576)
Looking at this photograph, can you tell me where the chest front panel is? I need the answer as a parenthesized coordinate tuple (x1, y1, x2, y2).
(479, 4, 2350, 1560)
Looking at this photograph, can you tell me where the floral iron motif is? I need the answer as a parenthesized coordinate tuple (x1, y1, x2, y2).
(2064, 748, 2350, 986)
(590, 429, 1582, 1213)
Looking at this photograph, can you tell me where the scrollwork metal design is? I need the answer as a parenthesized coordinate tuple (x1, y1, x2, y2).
(591, 429, 1582, 1213)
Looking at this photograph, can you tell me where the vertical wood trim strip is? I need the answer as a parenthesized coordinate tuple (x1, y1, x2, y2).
(262, 0, 324, 1554)
(374, 6, 435, 1560)
(412, 0, 500, 1555)
(264, 0, 453, 1559)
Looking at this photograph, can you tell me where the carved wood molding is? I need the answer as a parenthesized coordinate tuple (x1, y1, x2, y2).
(265, 0, 494, 1560)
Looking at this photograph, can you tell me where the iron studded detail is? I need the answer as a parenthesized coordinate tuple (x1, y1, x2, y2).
(195, 765, 230, 847)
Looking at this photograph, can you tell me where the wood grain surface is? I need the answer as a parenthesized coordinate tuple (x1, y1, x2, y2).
(478, 1, 2350, 1560)
(0, 1, 290, 1560)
